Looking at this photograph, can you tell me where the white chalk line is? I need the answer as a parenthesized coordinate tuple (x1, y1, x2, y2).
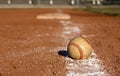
(82, 34, 96, 38)
(66, 51, 107, 76)
(59, 20, 108, 76)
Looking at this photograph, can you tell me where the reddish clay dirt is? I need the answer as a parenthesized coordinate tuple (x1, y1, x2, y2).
(0, 8, 120, 76)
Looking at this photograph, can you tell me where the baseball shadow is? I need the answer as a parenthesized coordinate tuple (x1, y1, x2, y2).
(58, 50, 68, 57)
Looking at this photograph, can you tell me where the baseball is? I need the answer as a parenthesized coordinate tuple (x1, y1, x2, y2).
(67, 36, 93, 60)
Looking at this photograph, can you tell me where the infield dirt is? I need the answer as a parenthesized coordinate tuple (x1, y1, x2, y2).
(0, 8, 120, 76)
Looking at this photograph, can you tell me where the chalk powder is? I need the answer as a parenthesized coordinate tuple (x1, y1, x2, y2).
(59, 20, 108, 76)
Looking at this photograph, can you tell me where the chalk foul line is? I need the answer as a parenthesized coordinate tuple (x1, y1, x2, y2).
(59, 20, 108, 76)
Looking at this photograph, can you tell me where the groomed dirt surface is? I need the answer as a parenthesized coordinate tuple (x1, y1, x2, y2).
(0, 8, 120, 76)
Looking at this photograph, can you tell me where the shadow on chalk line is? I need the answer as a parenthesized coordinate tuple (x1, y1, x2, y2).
(58, 50, 68, 57)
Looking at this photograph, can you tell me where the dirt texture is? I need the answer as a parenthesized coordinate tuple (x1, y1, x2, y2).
(0, 8, 120, 76)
